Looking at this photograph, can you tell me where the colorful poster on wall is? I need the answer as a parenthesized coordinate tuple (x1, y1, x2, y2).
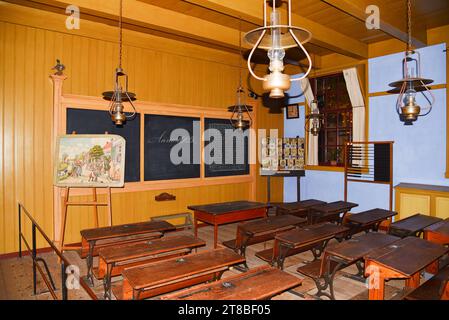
(54, 134, 126, 187)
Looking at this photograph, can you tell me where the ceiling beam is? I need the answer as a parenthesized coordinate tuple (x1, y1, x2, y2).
(182, 0, 368, 59)
(4, 0, 244, 52)
(321, 0, 427, 48)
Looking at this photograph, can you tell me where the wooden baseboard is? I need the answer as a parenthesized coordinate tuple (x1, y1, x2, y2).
(0, 242, 82, 260)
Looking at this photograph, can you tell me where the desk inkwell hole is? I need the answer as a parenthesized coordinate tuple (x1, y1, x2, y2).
(176, 258, 186, 263)
(388, 245, 399, 249)
(222, 282, 234, 289)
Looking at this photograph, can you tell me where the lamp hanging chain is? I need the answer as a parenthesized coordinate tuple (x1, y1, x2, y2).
(238, 17, 243, 89)
(119, 0, 123, 69)
(407, 0, 412, 52)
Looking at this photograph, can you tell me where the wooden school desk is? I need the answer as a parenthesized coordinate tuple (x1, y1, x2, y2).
(188, 201, 270, 248)
(364, 237, 449, 300)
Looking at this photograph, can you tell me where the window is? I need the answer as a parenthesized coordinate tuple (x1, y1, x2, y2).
(311, 73, 353, 166)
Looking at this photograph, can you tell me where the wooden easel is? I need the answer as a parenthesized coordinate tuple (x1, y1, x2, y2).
(59, 186, 112, 251)
(59, 131, 114, 252)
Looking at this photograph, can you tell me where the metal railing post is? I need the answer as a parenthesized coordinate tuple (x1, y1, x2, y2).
(32, 223, 37, 295)
(61, 262, 68, 300)
(18, 203, 22, 258)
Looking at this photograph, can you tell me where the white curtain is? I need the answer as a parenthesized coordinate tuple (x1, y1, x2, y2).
(300, 78, 319, 166)
(343, 68, 365, 143)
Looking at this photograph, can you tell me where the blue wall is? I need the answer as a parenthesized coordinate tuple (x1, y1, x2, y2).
(283, 43, 448, 212)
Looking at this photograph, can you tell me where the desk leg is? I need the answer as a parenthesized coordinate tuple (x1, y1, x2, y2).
(214, 224, 218, 249)
(405, 272, 421, 289)
(368, 278, 385, 300)
(194, 213, 198, 238)
(86, 241, 95, 287)
(103, 263, 114, 300)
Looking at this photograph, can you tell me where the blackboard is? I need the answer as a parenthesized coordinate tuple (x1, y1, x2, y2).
(66, 108, 141, 183)
(374, 143, 391, 182)
(204, 118, 250, 177)
(144, 114, 200, 181)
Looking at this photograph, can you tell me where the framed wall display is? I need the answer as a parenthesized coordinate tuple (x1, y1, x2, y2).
(286, 104, 300, 119)
(54, 134, 126, 187)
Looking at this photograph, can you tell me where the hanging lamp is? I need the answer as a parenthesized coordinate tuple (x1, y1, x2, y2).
(388, 0, 435, 125)
(229, 18, 253, 130)
(102, 0, 137, 126)
(244, 0, 313, 99)
(304, 55, 322, 136)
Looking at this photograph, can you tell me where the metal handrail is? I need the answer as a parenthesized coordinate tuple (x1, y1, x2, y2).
(18, 202, 96, 300)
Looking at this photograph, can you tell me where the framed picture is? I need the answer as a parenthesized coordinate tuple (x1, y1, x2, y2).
(54, 134, 126, 187)
(286, 104, 300, 119)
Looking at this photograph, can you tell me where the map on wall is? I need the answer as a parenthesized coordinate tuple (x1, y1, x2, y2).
(54, 134, 126, 187)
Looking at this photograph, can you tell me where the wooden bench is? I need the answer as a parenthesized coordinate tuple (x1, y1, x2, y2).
(160, 265, 302, 300)
(80, 220, 176, 285)
(388, 213, 442, 238)
(112, 248, 245, 300)
(344, 208, 398, 236)
(273, 199, 327, 219)
(222, 214, 306, 260)
(256, 223, 349, 269)
(297, 232, 400, 300)
(97, 235, 206, 299)
(150, 213, 193, 230)
(404, 264, 449, 300)
(308, 201, 359, 225)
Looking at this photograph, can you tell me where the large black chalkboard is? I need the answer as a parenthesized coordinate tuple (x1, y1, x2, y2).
(144, 114, 200, 181)
(66, 108, 141, 182)
(204, 118, 250, 177)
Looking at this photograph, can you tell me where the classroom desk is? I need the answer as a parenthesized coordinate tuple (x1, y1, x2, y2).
(309, 201, 359, 225)
(388, 213, 442, 238)
(345, 208, 398, 236)
(423, 219, 449, 274)
(364, 237, 449, 300)
(256, 223, 349, 269)
(80, 220, 176, 285)
(98, 235, 206, 299)
(113, 248, 245, 300)
(303, 232, 400, 300)
(188, 201, 270, 248)
(222, 214, 306, 259)
(160, 265, 302, 300)
(274, 199, 327, 218)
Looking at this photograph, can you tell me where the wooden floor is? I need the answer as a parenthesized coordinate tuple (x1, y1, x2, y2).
(0, 223, 417, 300)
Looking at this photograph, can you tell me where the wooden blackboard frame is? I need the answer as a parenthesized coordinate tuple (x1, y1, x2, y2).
(53, 92, 256, 195)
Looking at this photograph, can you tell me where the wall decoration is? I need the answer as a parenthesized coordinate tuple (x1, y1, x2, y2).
(260, 136, 305, 171)
(54, 134, 126, 187)
(286, 104, 300, 119)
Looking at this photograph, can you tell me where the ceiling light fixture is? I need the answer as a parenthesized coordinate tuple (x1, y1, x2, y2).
(388, 0, 435, 125)
(244, 0, 313, 99)
(229, 18, 253, 130)
(102, 0, 137, 126)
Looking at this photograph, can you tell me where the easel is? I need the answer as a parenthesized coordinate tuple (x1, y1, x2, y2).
(59, 132, 114, 252)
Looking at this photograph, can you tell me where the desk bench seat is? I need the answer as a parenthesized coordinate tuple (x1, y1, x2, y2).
(404, 265, 449, 300)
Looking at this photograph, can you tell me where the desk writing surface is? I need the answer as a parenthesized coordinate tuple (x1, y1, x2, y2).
(99, 235, 205, 263)
(275, 200, 326, 212)
(80, 220, 175, 241)
(326, 232, 399, 262)
(311, 201, 358, 213)
(424, 218, 449, 235)
(240, 215, 306, 235)
(122, 248, 244, 290)
(160, 266, 302, 300)
(365, 237, 449, 276)
(389, 214, 442, 234)
(346, 209, 397, 225)
(188, 201, 269, 215)
(275, 223, 349, 247)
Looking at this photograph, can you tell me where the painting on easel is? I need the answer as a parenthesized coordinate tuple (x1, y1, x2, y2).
(54, 134, 126, 187)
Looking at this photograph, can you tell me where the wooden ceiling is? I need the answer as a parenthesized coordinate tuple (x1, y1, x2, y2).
(5, 0, 449, 60)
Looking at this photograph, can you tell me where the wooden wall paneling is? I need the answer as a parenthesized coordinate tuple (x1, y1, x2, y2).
(0, 22, 5, 254)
